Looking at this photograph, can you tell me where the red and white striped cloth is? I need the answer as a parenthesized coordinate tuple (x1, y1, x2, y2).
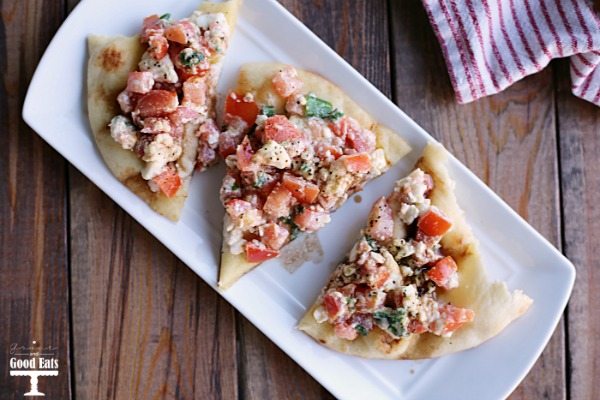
(423, 0, 600, 106)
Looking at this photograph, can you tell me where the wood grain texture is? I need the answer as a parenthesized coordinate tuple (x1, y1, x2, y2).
(555, 59, 600, 400)
(389, 2, 565, 399)
(0, 0, 71, 399)
(69, 171, 238, 400)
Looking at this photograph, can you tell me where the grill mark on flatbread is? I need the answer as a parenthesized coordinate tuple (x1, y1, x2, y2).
(98, 46, 124, 71)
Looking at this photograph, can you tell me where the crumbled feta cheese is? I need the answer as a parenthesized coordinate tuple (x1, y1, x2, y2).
(109, 115, 138, 150)
(138, 50, 178, 83)
(313, 305, 329, 323)
(141, 133, 182, 180)
(254, 140, 292, 169)
(369, 148, 387, 176)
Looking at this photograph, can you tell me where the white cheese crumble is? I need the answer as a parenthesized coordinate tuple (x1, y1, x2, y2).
(254, 140, 292, 169)
(138, 50, 178, 84)
(109, 115, 138, 150)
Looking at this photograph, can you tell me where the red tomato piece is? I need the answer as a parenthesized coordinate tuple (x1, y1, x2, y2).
(323, 292, 344, 320)
(340, 153, 371, 174)
(407, 319, 427, 334)
(245, 241, 279, 263)
(225, 92, 259, 127)
(272, 65, 303, 98)
(263, 184, 293, 220)
(417, 207, 453, 237)
(236, 137, 255, 172)
(282, 173, 319, 204)
(293, 208, 330, 232)
(374, 267, 391, 288)
(152, 168, 181, 198)
(260, 223, 290, 250)
(436, 304, 475, 335)
(148, 34, 169, 60)
(182, 76, 207, 109)
(135, 90, 179, 118)
(344, 119, 376, 153)
(263, 115, 302, 143)
(427, 256, 459, 289)
(164, 21, 199, 44)
(224, 199, 253, 219)
(366, 197, 394, 242)
(126, 71, 155, 94)
(141, 15, 164, 42)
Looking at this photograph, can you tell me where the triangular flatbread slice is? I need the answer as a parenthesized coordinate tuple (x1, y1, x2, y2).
(87, 0, 242, 221)
(218, 63, 411, 288)
(298, 143, 532, 359)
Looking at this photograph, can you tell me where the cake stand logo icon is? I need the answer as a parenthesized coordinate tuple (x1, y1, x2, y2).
(9, 340, 59, 397)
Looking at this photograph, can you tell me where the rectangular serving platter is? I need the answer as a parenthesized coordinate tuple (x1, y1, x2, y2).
(23, 0, 575, 398)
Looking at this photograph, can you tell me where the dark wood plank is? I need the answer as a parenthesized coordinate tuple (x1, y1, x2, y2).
(69, 180, 238, 399)
(67, 2, 237, 399)
(389, 2, 565, 399)
(233, 1, 391, 398)
(0, 0, 71, 398)
(555, 59, 600, 400)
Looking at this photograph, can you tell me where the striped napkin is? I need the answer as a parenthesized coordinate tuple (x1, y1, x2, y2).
(423, 0, 600, 106)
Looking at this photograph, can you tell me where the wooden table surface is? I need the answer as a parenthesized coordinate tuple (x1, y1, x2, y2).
(1, 0, 599, 399)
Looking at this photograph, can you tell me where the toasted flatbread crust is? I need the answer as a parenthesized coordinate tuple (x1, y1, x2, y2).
(86, 0, 242, 221)
(218, 63, 411, 288)
(298, 143, 533, 359)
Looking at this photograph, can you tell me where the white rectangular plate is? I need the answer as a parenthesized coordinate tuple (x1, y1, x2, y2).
(23, 0, 575, 398)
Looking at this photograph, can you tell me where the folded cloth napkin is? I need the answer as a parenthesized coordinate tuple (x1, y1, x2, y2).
(423, 0, 600, 106)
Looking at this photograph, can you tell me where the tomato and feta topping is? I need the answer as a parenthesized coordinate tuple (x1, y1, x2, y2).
(312, 169, 474, 341)
(107, 11, 231, 197)
(220, 66, 391, 264)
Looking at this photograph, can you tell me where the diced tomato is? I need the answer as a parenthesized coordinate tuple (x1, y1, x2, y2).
(152, 168, 181, 198)
(148, 34, 169, 60)
(225, 199, 253, 219)
(135, 90, 178, 118)
(374, 267, 391, 288)
(272, 65, 303, 98)
(334, 322, 358, 341)
(263, 184, 293, 220)
(316, 144, 343, 160)
(164, 21, 199, 44)
(260, 223, 290, 250)
(345, 122, 376, 153)
(236, 137, 255, 172)
(323, 292, 344, 320)
(245, 241, 279, 263)
(182, 76, 207, 109)
(293, 208, 330, 232)
(340, 153, 371, 174)
(435, 304, 475, 335)
(354, 285, 382, 312)
(141, 15, 164, 42)
(281, 173, 319, 204)
(408, 319, 427, 334)
(224, 92, 260, 127)
(169, 106, 199, 125)
(126, 71, 155, 94)
(386, 289, 404, 309)
(427, 256, 459, 289)
(263, 115, 302, 143)
(417, 207, 452, 237)
(366, 197, 394, 242)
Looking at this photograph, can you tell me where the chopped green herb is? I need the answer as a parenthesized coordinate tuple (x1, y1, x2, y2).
(299, 163, 311, 174)
(179, 50, 205, 67)
(355, 324, 368, 336)
(231, 183, 239, 191)
(253, 172, 268, 188)
(159, 13, 171, 20)
(261, 105, 276, 117)
(373, 308, 407, 337)
(364, 235, 379, 251)
(305, 93, 344, 120)
(279, 216, 300, 240)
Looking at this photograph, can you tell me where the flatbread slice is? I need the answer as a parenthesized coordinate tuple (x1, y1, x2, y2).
(87, 0, 242, 221)
(218, 63, 411, 288)
(298, 143, 532, 359)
